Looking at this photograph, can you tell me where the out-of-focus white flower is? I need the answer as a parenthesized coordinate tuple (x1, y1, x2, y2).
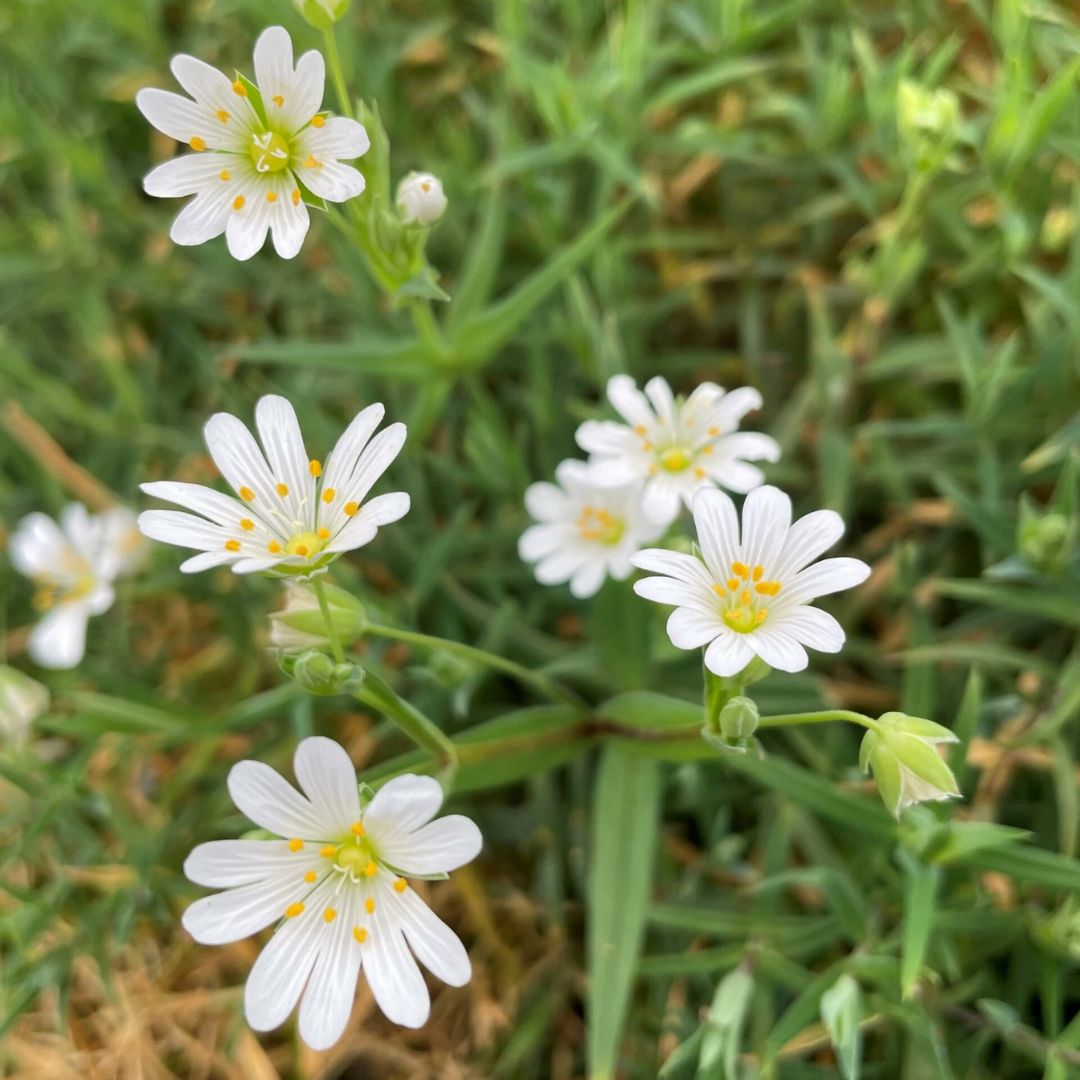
(396, 171, 447, 226)
(632, 485, 870, 676)
(0, 665, 49, 743)
(136, 26, 369, 260)
(268, 581, 365, 652)
(182, 737, 481, 1048)
(859, 712, 961, 818)
(519, 459, 665, 598)
(8, 503, 139, 669)
(139, 395, 409, 577)
(577, 375, 780, 525)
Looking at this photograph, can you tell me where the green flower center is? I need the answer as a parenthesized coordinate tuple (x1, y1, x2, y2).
(285, 530, 328, 559)
(576, 506, 625, 545)
(659, 447, 693, 472)
(250, 131, 291, 173)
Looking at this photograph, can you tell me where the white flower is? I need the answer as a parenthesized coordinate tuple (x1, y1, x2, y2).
(0, 666, 49, 744)
(396, 171, 447, 226)
(631, 485, 870, 675)
(8, 503, 138, 669)
(182, 737, 481, 1048)
(519, 460, 666, 598)
(136, 26, 370, 261)
(859, 713, 961, 818)
(576, 375, 780, 526)
(138, 395, 410, 576)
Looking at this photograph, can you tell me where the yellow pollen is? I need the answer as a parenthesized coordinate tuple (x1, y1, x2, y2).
(268, 540, 282, 553)
(309, 459, 322, 477)
(272, 94, 284, 106)
(189, 136, 206, 151)
(240, 518, 254, 531)
(216, 109, 230, 123)
(284, 902, 304, 918)
(219, 169, 231, 181)
(311, 114, 325, 127)
(321, 845, 337, 858)
(292, 189, 301, 205)
(420, 181, 431, 192)
(232, 79, 247, 96)
(294, 544, 308, 556)
(317, 527, 331, 540)
(363, 861, 377, 878)
(266, 191, 277, 203)
(351, 821, 365, 837)
(393, 879, 407, 893)
(303, 154, 318, 168)
(741, 589, 751, 606)
(756, 610, 767, 624)
(703, 445, 714, 455)
(239, 486, 255, 502)
(731, 561, 749, 578)
(344, 501, 359, 517)
(276, 483, 289, 497)
(708, 426, 720, 436)
(324, 908, 337, 923)
(634, 425, 647, 436)
(224, 539, 241, 552)
(232, 195, 245, 211)
(755, 581, 782, 597)
(365, 897, 376, 913)
(727, 577, 740, 591)
(694, 467, 706, 478)
(752, 565, 763, 581)
(288, 838, 303, 852)
(353, 926, 368, 943)
(322, 488, 336, 503)
(304, 870, 317, 883)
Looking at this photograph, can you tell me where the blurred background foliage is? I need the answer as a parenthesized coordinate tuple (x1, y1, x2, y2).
(1, 0, 1079, 1076)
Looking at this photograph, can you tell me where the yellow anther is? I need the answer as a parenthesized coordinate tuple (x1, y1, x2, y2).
(189, 136, 206, 151)
(393, 879, 407, 893)
(320, 844, 337, 858)
(648, 464, 659, 475)
(216, 109, 230, 123)
(232, 195, 245, 211)
(642, 441, 653, 451)
(317, 527, 331, 540)
(272, 94, 284, 107)
(694, 467, 706, 478)
(232, 79, 247, 96)
(267, 540, 282, 554)
(322, 488, 336, 503)
(284, 902, 304, 918)
(634, 425, 647, 436)
(731, 562, 749, 578)
(420, 181, 431, 192)
(752, 565, 763, 582)
(755, 581, 781, 597)
(311, 114, 325, 127)
(309, 459, 322, 477)
(351, 821, 365, 837)
(353, 926, 368, 943)
(239, 486, 255, 502)
(224, 539, 241, 552)
(727, 577, 739, 591)
(266, 191, 277, 203)
(240, 518, 255, 531)
(756, 610, 767, 624)
(708, 426, 720, 437)
(304, 870, 317, 883)
(363, 861, 377, 878)
(288, 838, 304, 852)
(365, 897, 376, 913)
(344, 501, 359, 517)
(276, 482, 289, 497)
(703, 445, 714, 455)
(324, 907, 337, 923)
(303, 153, 318, 168)
(292, 189, 301, 205)
(219, 169, 231, 181)
(741, 590, 751, 606)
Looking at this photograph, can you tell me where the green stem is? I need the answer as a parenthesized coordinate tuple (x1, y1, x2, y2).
(406, 299, 448, 360)
(322, 27, 353, 119)
(758, 709, 882, 733)
(363, 621, 586, 709)
(356, 671, 458, 771)
(312, 576, 345, 664)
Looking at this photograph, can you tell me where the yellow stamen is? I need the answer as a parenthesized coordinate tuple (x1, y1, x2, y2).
(317, 527, 331, 540)
(351, 821, 365, 837)
(752, 565, 763, 582)
(284, 902, 304, 918)
(756, 610, 767, 624)
(219, 169, 231, 181)
(755, 581, 782, 597)
(303, 153, 318, 168)
(708, 426, 720, 437)
(232, 195, 245, 211)
(321, 844, 337, 858)
(232, 79, 247, 96)
(292, 189, 301, 205)
(189, 136, 206, 151)
(216, 109, 230, 123)
(322, 487, 336, 503)
(276, 482, 289, 497)
(294, 544, 308, 556)
(239, 486, 255, 502)
(741, 590, 751, 606)
(324, 908, 337, 923)
(634, 425, 647, 436)
(224, 539, 241, 552)
(240, 518, 255, 531)
(272, 94, 284, 107)
(268, 540, 282, 554)
(731, 561, 749, 578)
(311, 114, 325, 127)
(393, 879, 407, 893)
(304, 870, 317, 883)
(344, 501, 359, 517)
(353, 926, 368, 943)
(727, 577, 740, 591)
(288, 838, 303, 852)
(694, 467, 706, 478)
(266, 191, 277, 203)
(703, 445, 714, 455)
(363, 861, 377, 878)
(365, 897, 376, 913)
(309, 459, 322, 477)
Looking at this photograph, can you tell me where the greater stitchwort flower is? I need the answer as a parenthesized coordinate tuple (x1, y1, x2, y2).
(859, 713, 961, 818)
(137, 26, 369, 260)
(519, 459, 665, 598)
(182, 737, 480, 1048)
(396, 171, 447, 226)
(577, 375, 780, 525)
(8, 504, 142, 669)
(139, 395, 409, 576)
(632, 486, 870, 675)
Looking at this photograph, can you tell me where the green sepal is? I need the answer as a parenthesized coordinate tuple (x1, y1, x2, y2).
(858, 729, 879, 773)
(885, 731, 961, 797)
(398, 267, 451, 302)
(234, 71, 267, 128)
(868, 742, 903, 817)
(879, 711, 959, 743)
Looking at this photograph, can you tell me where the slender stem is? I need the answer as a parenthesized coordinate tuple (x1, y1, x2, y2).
(322, 27, 353, 119)
(757, 709, 881, 733)
(363, 621, 586, 708)
(406, 299, 448, 360)
(312, 576, 345, 664)
(356, 671, 458, 770)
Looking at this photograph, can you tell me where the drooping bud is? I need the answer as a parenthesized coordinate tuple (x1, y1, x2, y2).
(859, 712, 961, 818)
(293, 0, 352, 30)
(0, 665, 49, 744)
(287, 649, 365, 696)
(396, 171, 447, 226)
(268, 581, 365, 653)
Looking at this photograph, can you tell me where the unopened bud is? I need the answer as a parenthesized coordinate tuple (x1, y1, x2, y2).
(0, 665, 49, 745)
(1019, 503, 1072, 574)
(396, 171, 447, 226)
(268, 582, 365, 653)
(719, 696, 759, 743)
(860, 712, 961, 818)
(293, 0, 352, 30)
(288, 650, 365, 696)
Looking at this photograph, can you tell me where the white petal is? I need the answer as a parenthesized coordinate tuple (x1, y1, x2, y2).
(297, 888, 362, 1050)
(365, 897, 430, 1027)
(395, 886, 471, 986)
(333, 424, 407, 518)
(740, 485, 791, 571)
(535, 548, 586, 586)
(364, 774, 443, 838)
(707, 458, 766, 494)
(666, 607, 724, 649)
(293, 736, 360, 830)
(138, 509, 229, 552)
(640, 477, 681, 525)
(714, 431, 780, 464)
(584, 454, 646, 488)
(253, 27, 297, 113)
(184, 839, 323, 887)
(225, 176, 274, 260)
(630, 548, 714, 589)
(575, 419, 639, 457)
(785, 557, 870, 605)
(704, 385, 764, 429)
(255, 395, 314, 526)
(143, 152, 234, 197)
(320, 403, 385, 495)
(179, 551, 237, 573)
(136, 88, 235, 151)
(776, 606, 845, 653)
(167, 178, 243, 247)
(325, 492, 410, 554)
(703, 631, 754, 677)
(141, 481, 258, 529)
(294, 116, 370, 161)
(203, 411, 278, 505)
(772, 510, 845, 581)
(267, 172, 310, 259)
(642, 377, 676, 428)
(8, 512, 68, 578)
(228, 759, 339, 840)
(747, 627, 808, 672)
(281, 49, 327, 134)
(182, 874, 301, 945)
(171, 54, 256, 135)
(606, 374, 654, 429)
(378, 816, 482, 876)
(28, 605, 91, 669)
(295, 156, 366, 203)
(518, 523, 566, 562)
(691, 488, 739, 580)
(633, 576, 717, 615)
(569, 558, 607, 598)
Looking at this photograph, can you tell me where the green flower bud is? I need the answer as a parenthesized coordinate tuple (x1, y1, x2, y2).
(268, 582, 366, 653)
(0, 665, 49, 744)
(860, 712, 961, 818)
(897, 79, 960, 142)
(1018, 500, 1073, 574)
(719, 695, 759, 743)
(288, 649, 365, 696)
(293, 0, 352, 30)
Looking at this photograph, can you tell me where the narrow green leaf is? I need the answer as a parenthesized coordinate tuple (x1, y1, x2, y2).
(900, 851, 941, 998)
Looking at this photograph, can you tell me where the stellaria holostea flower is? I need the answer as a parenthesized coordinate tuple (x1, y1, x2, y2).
(396, 171, 447, 226)
(139, 395, 409, 576)
(519, 459, 666, 598)
(0, 665, 49, 744)
(137, 26, 369, 260)
(859, 713, 961, 818)
(576, 375, 780, 526)
(631, 486, 870, 675)
(8, 504, 142, 669)
(182, 737, 481, 1047)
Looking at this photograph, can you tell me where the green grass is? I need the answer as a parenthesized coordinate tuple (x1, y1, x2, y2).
(1, 0, 1079, 1076)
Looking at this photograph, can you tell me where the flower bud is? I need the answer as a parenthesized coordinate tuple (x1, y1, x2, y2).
(1018, 500, 1073, 574)
(719, 696, 759, 743)
(293, 0, 352, 30)
(860, 712, 961, 819)
(268, 582, 365, 653)
(288, 649, 365, 696)
(396, 171, 447, 226)
(0, 665, 48, 744)
(897, 79, 959, 142)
